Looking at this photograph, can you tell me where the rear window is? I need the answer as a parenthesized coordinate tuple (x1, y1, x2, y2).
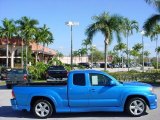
(73, 73, 86, 86)
(48, 66, 65, 70)
(11, 69, 27, 74)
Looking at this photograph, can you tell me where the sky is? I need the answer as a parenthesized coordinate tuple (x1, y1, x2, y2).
(0, 0, 158, 57)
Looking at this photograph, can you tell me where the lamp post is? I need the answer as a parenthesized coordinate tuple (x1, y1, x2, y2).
(91, 45, 96, 69)
(141, 30, 145, 72)
(65, 21, 79, 69)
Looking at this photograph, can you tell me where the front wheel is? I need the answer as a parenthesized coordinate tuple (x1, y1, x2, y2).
(32, 99, 53, 118)
(126, 97, 146, 117)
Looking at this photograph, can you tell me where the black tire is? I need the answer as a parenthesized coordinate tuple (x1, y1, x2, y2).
(6, 84, 12, 89)
(32, 99, 53, 118)
(126, 97, 146, 117)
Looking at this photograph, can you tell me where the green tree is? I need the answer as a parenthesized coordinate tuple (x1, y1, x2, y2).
(144, 50, 151, 63)
(132, 43, 143, 64)
(81, 39, 92, 50)
(143, 0, 160, 34)
(89, 48, 104, 63)
(0, 18, 16, 68)
(132, 43, 143, 51)
(123, 18, 139, 70)
(114, 42, 127, 67)
(85, 12, 124, 70)
(148, 24, 160, 69)
(39, 24, 54, 63)
(16, 16, 39, 68)
(155, 46, 160, 69)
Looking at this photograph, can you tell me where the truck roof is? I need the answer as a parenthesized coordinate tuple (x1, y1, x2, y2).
(70, 69, 104, 74)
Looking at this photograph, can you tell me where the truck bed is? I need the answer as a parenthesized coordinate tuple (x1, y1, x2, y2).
(16, 81, 67, 86)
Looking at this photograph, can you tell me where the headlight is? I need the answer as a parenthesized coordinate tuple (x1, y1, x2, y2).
(149, 87, 154, 93)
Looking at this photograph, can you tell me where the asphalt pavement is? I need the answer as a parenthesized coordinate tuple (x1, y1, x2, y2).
(0, 85, 159, 120)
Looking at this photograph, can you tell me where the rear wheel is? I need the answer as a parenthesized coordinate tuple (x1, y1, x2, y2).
(126, 97, 146, 117)
(32, 99, 53, 118)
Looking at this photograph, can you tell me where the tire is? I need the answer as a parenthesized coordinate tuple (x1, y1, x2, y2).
(6, 84, 12, 89)
(32, 99, 53, 118)
(126, 97, 146, 117)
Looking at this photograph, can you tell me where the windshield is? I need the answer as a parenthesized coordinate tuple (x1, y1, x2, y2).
(10, 69, 27, 74)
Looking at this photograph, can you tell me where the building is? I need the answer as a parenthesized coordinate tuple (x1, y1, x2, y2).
(0, 38, 56, 68)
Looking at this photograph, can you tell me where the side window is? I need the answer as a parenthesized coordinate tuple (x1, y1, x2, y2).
(73, 73, 86, 86)
(90, 73, 111, 86)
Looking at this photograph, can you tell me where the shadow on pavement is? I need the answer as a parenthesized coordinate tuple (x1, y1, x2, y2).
(0, 106, 148, 118)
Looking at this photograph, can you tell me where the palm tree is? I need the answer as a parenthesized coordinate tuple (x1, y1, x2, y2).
(132, 43, 143, 51)
(143, 0, 160, 34)
(132, 43, 143, 65)
(77, 48, 87, 62)
(0, 18, 16, 68)
(155, 46, 160, 69)
(114, 42, 127, 68)
(82, 39, 92, 50)
(16, 16, 39, 68)
(148, 24, 160, 69)
(144, 50, 151, 64)
(123, 18, 139, 70)
(39, 24, 54, 63)
(34, 28, 43, 63)
(85, 12, 124, 70)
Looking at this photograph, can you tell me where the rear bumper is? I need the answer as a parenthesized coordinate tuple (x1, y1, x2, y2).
(147, 93, 157, 110)
(10, 99, 30, 111)
(6, 80, 26, 85)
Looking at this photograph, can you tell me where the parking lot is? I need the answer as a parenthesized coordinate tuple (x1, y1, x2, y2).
(0, 85, 159, 120)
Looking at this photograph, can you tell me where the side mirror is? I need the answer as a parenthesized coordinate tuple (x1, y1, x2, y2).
(110, 81, 117, 86)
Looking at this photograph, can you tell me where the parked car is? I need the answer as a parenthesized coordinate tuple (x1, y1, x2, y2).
(78, 62, 91, 68)
(46, 66, 68, 81)
(5, 68, 30, 89)
(0, 68, 12, 80)
(11, 70, 157, 118)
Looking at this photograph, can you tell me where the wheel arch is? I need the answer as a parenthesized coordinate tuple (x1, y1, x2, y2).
(124, 95, 149, 109)
(30, 96, 56, 112)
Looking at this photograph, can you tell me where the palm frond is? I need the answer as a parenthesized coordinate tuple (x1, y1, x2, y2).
(143, 14, 160, 34)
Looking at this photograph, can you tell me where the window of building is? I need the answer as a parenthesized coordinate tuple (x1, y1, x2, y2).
(89, 73, 111, 86)
(73, 73, 86, 86)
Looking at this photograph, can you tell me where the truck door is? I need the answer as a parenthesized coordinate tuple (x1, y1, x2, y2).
(68, 73, 89, 107)
(89, 73, 121, 107)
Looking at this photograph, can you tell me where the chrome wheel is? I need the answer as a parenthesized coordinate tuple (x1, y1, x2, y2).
(35, 102, 50, 117)
(129, 99, 145, 116)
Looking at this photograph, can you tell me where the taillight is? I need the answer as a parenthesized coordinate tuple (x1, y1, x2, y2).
(12, 90, 15, 98)
(23, 74, 27, 80)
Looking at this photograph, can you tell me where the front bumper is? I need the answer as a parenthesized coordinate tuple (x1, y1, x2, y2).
(147, 93, 157, 110)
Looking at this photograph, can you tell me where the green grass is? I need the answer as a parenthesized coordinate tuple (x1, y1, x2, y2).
(0, 81, 6, 86)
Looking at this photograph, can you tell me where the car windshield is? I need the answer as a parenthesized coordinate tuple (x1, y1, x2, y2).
(48, 66, 65, 70)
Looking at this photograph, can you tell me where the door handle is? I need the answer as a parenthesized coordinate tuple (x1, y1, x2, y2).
(90, 89, 96, 92)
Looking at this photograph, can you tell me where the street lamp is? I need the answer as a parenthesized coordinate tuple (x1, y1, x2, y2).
(141, 30, 145, 72)
(91, 45, 96, 69)
(65, 21, 79, 69)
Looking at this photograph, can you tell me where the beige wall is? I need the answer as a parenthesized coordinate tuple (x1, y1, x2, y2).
(59, 56, 89, 64)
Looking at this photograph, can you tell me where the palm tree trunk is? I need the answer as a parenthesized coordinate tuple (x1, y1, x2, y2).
(6, 38, 9, 68)
(25, 45, 28, 69)
(43, 43, 45, 63)
(21, 39, 24, 68)
(127, 34, 129, 71)
(104, 41, 108, 71)
(156, 37, 158, 69)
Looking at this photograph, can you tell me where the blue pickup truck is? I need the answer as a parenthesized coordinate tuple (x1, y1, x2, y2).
(11, 70, 157, 118)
